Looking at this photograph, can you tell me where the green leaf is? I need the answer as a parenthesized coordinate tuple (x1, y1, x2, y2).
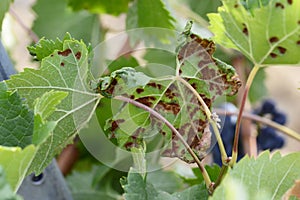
(0, 0, 12, 32)
(211, 151, 300, 200)
(99, 26, 241, 163)
(187, 0, 221, 21)
(6, 38, 101, 174)
(107, 55, 140, 73)
(121, 169, 208, 200)
(208, 0, 300, 65)
(126, 0, 176, 45)
(147, 170, 184, 194)
(32, 0, 100, 44)
(67, 0, 131, 15)
(192, 164, 221, 183)
(67, 165, 123, 200)
(32, 90, 68, 145)
(0, 82, 34, 148)
(0, 145, 36, 191)
(27, 33, 72, 61)
(0, 166, 23, 200)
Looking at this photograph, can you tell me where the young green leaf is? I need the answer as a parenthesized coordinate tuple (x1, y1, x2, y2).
(67, 0, 131, 15)
(0, 166, 23, 200)
(208, 0, 300, 65)
(27, 33, 72, 61)
(0, 82, 34, 148)
(211, 151, 300, 200)
(0, 145, 36, 192)
(6, 38, 101, 174)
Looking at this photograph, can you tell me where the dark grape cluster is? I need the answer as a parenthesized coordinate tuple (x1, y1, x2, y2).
(212, 100, 286, 166)
(254, 99, 286, 151)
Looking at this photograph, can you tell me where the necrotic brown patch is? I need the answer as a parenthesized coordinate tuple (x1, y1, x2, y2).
(275, 2, 284, 9)
(297, 40, 300, 45)
(270, 53, 277, 58)
(136, 88, 144, 94)
(75, 51, 81, 60)
(269, 37, 279, 43)
(60, 62, 65, 67)
(58, 49, 72, 57)
(287, 0, 292, 5)
(242, 23, 248, 36)
(278, 46, 287, 54)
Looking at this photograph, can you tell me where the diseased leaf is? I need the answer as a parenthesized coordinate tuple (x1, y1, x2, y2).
(208, 0, 300, 65)
(0, 166, 23, 200)
(211, 151, 300, 200)
(0, 82, 34, 148)
(97, 25, 241, 163)
(67, 0, 131, 15)
(6, 37, 101, 174)
(0, 145, 36, 191)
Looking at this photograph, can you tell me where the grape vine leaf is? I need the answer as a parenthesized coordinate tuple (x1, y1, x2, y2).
(0, 165, 23, 200)
(6, 37, 100, 174)
(211, 151, 300, 200)
(0, 145, 36, 192)
(27, 33, 72, 61)
(126, 0, 176, 45)
(32, 0, 100, 44)
(0, 82, 34, 148)
(208, 0, 300, 65)
(0, 0, 12, 32)
(121, 168, 209, 200)
(98, 25, 241, 163)
(67, 0, 131, 16)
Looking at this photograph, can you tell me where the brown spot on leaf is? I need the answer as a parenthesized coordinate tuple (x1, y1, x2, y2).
(50, 54, 54, 57)
(75, 51, 81, 60)
(58, 48, 72, 57)
(111, 119, 125, 132)
(147, 82, 162, 90)
(287, 0, 292, 5)
(275, 2, 285, 9)
(136, 96, 156, 107)
(136, 88, 144, 94)
(269, 37, 279, 43)
(270, 53, 278, 58)
(297, 40, 300, 45)
(278, 46, 287, 54)
(234, 4, 239, 8)
(60, 62, 65, 67)
(157, 101, 180, 115)
(242, 23, 248, 36)
(130, 95, 135, 99)
(298, 20, 300, 25)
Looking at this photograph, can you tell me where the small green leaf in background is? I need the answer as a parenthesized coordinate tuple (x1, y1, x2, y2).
(0, 0, 12, 32)
(6, 36, 101, 174)
(211, 151, 300, 200)
(0, 145, 35, 192)
(67, 0, 131, 16)
(32, 0, 100, 44)
(126, 0, 176, 45)
(192, 164, 221, 183)
(0, 166, 23, 200)
(107, 55, 140, 73)
(208, 0, 300, 65)
(187, 0, 221, 21)
(0, 82, 33, 148)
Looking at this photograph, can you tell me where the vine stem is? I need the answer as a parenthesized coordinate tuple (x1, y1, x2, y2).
(215, 108, 300, 142)
(114, 95, 213, 193)
(231, 65, 260, 165)
(176, 76, 229, 165)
